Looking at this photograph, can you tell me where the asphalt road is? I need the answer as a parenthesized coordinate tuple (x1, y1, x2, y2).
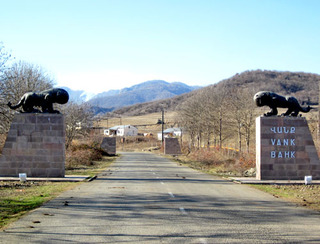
(1, 152, 320, 243)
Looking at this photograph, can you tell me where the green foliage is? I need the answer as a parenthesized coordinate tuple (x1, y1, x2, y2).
(0, 182, 75, 229)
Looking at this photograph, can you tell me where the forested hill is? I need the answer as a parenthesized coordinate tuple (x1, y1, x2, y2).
(220, 70, 319, 105)
(107, 70, 319, 117)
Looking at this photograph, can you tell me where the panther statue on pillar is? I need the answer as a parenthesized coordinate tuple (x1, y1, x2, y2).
(253, 91, 312, 117)
(7, 88, 69, 113)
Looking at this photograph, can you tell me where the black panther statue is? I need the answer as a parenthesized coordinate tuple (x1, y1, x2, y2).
(253, 91, 312, 117)
(7, 88, 69, 113)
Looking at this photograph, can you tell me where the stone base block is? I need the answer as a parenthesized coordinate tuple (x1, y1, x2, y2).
(0, 113, 65, 177)
(100, 137, 116, 155)
(164, 138, 182, 155)
(256, 116, 320, 180)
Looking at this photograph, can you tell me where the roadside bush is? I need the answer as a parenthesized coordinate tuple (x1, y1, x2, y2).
(187, 148, 255, 176)
(237, 153, 255, 170)
(65, 143, 104, 169)
(189, 148, 233, 166)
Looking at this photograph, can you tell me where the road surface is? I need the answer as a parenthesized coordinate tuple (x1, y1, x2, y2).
(1, 152, 320, 243)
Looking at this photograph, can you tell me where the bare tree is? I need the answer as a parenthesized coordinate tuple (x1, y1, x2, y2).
(0, 42, 11, 75)
(178, 84, 234, 150)
(229, 88, 256, 152)
(0, 43, 13, 131)
(61, 102, 93, 149)
(2, 61, 54, 102)
(0, 60, 54, 132)
(203, 84, 232, 148)
(179, 93, 206, 149)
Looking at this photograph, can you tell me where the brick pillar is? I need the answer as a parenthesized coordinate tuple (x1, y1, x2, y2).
(256, 116, 320, 180)
(100, 137, 116, 155)
(164, 138, 182, 155)
(0, 113, 65, 177)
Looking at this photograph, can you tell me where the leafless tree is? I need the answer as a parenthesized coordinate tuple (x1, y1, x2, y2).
(179, 95, 201, 149)
(178, 84, 235, 150)
(0, 60, 54, 132)
(61, 102, 93, 149)
(0, 42, 11, 74)
(229, 88, 256, 152)
(202, 84, 233, 148)
(0, 43, 13, 131)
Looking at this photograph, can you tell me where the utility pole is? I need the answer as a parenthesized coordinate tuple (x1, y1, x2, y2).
(161, 109, 164, 145)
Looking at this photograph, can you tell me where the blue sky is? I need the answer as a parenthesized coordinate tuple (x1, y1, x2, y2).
(1, 0, 319, 93)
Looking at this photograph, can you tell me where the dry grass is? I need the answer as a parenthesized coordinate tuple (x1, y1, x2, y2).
(174, 148, 255, 177)
(96, 111, 178, 135)
(116, 136, 162, 152)
(252, 184, 320, 212)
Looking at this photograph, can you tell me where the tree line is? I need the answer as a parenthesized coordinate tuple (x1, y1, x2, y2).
(177, 83, 257, 153)
(175, 69, 320, 153)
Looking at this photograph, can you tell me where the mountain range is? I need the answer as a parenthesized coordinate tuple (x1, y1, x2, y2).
(107, 70, 319, 117)
(63, 70, 319, 117)
(64, 80, 201, 111)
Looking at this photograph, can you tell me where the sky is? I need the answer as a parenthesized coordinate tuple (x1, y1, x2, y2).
(1, 0, 319, 94)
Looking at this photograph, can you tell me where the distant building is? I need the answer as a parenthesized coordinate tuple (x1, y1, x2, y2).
(157, 127, 182, 140)
(104, 125, 138, 137)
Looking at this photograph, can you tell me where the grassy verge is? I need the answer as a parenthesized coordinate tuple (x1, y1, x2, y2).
(0, 181, 77, 229)
(173, 154, 247, 177)
(0, 155, 117, 230)
(251, 184, 320, 211)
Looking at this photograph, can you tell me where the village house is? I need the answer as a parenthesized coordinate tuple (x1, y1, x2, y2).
(104, 125, 138, 137)
(157, 127, 182, 140)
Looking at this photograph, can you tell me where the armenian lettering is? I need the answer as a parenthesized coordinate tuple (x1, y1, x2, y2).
(270, 127, 296, 159)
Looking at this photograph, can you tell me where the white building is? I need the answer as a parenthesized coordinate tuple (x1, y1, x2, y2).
(157, 127, 182, 140)
(104, 125, 138, 137)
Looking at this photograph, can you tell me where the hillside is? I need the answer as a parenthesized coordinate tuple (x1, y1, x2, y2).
(87, 80, 200, 110)
(107, 70, 319, 117)
(220, 70, 319, 105)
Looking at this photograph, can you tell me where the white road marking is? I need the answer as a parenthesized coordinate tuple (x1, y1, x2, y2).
(168, 192, 175, 198)
(179, 207, 187, 215)
(161, 182, 165, 185)
(199, 238, 208, 244)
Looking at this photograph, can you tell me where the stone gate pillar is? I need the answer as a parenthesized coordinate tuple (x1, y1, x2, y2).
(164, 138, 182, 155)
(256, 116, 320, 180)
(0, 113, 65, 177)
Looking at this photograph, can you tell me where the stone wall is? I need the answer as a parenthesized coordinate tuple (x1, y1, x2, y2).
(0, 113, 65, 177)
(164, 138, 182, 155)
(100, 137, 116, 155)
(256, 116, 320, 180)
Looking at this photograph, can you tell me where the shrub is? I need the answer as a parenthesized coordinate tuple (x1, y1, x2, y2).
(65, 143, 103, 169)
(187, 148, 255, 176)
